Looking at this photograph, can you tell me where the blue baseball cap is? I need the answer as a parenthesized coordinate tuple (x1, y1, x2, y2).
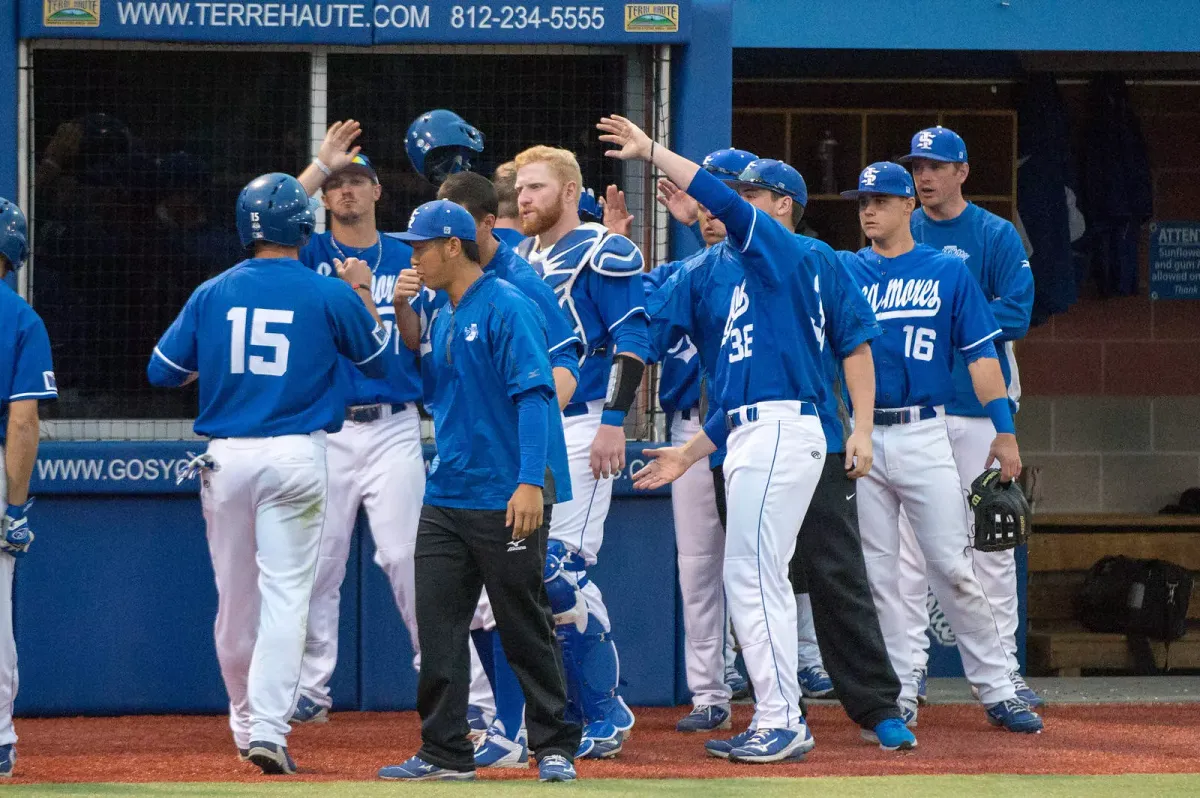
(897, 126, 968, 164)
(730, 158, 808, 207)
(332, 153, 379, 183)
(701, 148, 758, 182)
(389, 199, 477, 243)
(840, 162, 915, 199)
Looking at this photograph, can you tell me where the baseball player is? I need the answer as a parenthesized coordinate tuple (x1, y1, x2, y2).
(491, 162, 527, 248)
(642, 148, 757, 733)
(644, 158, 914, 753)
(406, 110, 485, 188)
(378, 199, 580, 783)
(837, 162, 1042, 734)
(409, 171, 583, 768)
(148, 173, 390, 774)
(509, 145, 648, 758)
(603, 114, 851, 764)
(286, 122, 427, 725)
(897, 127, 1038, 707)
(0, 199, 57, 778)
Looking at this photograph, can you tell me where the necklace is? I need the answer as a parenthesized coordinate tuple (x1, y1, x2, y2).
(328, 231, 383, 274)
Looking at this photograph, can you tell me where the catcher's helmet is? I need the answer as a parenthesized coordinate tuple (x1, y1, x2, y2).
(235, 173, 315, 249)
(0, 198, 29, 271)
(578, 188, 603, 223)
(406, 109, 484, 187)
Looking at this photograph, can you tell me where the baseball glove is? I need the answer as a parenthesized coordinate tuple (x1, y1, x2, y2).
(968, 468, 1032, 552)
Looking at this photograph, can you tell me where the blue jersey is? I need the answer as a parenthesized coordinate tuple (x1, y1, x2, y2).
(422, 271, 572, 510)
(148, 257, 389, 438)
(518, 223, 650, 405)
(644, 259, 701, 415)
(493, 227, 527, 248)
(0, 284, 57, 445)
(839, 245, 1001, 410)
(412, 237, 583, 382)
(299, 231, 422, 406)
(912, 204, 1032, 415)
(685, 169, 827, 425)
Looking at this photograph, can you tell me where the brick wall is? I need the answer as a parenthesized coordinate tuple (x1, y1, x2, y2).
(1019, 82, 1200, 513)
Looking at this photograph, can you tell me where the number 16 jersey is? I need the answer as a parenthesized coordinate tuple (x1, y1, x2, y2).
(837, 244, 1001, 410)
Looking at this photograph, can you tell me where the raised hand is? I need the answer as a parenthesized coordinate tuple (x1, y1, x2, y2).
(317, 120, 363, 173)
(597, 115, 653, 162)
(602, 184, 634, 237)
(656, 178, 700, 226)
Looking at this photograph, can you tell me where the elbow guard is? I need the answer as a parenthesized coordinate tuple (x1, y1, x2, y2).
(601, 354, 645, 427)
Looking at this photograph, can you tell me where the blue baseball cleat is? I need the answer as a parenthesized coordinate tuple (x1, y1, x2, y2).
(0, 744, 14, 778)
(538, 754, 577, 782)
(860, 718, 918, 751)
(915, 667, 928, 705)
(728, 726, 815, 764)
(986, 699, 1044, 733)
(726, 671, 751, 701)
(705, 727, 755, 759)
(797, 665, 835, 699)
(576, 720, 623, 759)
(1010, 672, 1044, 709)
(290, 695, 328, 724)
(474, 725, 529, 769)
(246, 741, 297, 775)
(676, 704, 732, 733)
(378, 755, 476, 781)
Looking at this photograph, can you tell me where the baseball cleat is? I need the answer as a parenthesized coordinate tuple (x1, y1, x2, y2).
(705, 727, 755, 759)
(861, 718, 918, 751)
(1010, 672, 1044, 708)
(0, 744, 14, 777)
(899, 700, 919, 727)
(378, 755, 475, 781)
(537, 754, 577, 782)
(986, 699, 1044, 733)
(728, 725, 815, 764)
(237, 747, 250, 762)
(247, 741, 297, 775)
(576, 721, 623, 759)
(676, 704, 732, 733)
(915, 667, 928, 705)
(466, 704, 490, 746)
(798, 665, 835, 699)
(290, 696, 329, 724)
(473, 725, 529, 769)
(726, 671, 751, 701)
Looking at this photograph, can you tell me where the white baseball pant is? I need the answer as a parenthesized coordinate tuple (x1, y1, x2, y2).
(203, 432, 328, 748)
(858, 412, 1014, 708)
(670, 411, 730, 709)
(899, 415, 1020, 677)
(0, 452, 16, 748)
(551, 400, 615, 631)
(298, 407, 425, 709)
(722, 402, 825, 731)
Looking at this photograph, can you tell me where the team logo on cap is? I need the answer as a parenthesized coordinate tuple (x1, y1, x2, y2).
(861, 166, 879, 186)
(443, 225, 452, 234)
(917, 130, 936, 150)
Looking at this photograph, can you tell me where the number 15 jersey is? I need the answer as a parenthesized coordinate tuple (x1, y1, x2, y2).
(838, 244, 1001, 410)
(149, 257, 389, 438)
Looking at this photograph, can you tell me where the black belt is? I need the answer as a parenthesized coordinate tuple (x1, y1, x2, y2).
(679, 407, 695, 421)
(874, 406, 938, 426)
(345, 403, 408, 423)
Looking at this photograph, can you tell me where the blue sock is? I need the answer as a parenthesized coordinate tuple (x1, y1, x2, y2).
(492, 633, 527, 739)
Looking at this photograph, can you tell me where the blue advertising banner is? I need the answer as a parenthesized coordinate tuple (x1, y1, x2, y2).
(1149, 221, 1200, 300)
(23, 1, 689, 45)
(31, 439, 670, 497)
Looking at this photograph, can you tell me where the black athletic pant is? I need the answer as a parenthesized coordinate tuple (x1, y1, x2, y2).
(414, 504, 581, 770)
(714, 458, 901, 729)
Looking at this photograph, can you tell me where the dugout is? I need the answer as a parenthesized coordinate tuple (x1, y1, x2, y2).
(0, 1, 732, 716)
(731, 0, 1200, 675)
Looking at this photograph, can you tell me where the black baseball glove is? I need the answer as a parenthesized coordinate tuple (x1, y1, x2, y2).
(969, 468, 1031, 552)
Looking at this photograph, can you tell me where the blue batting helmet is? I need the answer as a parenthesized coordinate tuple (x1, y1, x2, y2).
(701, 148, 757, 181)
(235, 173, 315, 249)
(732, 159, 808, 207)
(0, 198, 29, 271)
(406, 109, 485, 187)
(578, 188, 603, 223)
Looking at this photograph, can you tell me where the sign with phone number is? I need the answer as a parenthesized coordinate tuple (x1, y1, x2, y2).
(22, 1, 690, 45)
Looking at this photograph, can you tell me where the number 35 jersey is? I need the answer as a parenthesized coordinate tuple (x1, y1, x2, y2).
(149, 257, 389, 438)
(838, 244, 1001, 410)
